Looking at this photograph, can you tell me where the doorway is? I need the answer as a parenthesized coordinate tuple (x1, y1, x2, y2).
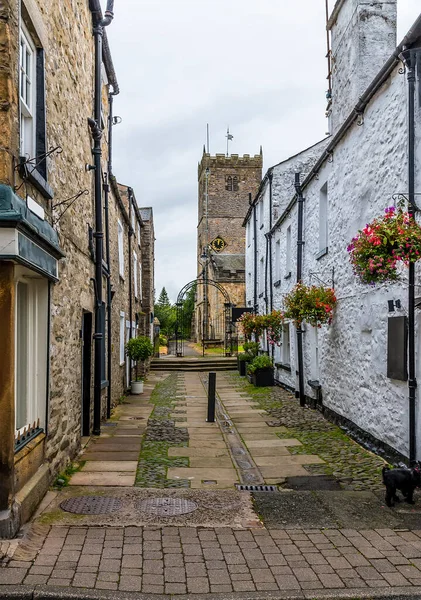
(82, 312, 92, 436)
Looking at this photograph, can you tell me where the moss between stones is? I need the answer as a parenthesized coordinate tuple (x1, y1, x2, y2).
(135, 373, 190, 488)
(229, 372, 387, 492)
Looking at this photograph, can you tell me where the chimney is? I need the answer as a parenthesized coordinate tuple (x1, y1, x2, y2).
(327, 0, 397, 134)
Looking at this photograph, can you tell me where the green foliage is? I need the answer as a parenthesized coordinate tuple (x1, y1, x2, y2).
(181, 284, 196, 338)
(159, 334, 168, 347)
(238, 352, 251, 362)
(154, 287, 177, 337)
(247, 354, 274, 374)
(53, 462, 84, 488)
(243, 341, 259, 358)
(125, 336, 153, 362)
(284, 283, 336, 328)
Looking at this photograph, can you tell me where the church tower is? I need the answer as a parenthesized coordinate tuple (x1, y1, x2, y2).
(195, 149, 262, 343)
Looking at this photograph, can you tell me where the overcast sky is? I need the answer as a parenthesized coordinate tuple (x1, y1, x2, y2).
(104, 0, 420, 303)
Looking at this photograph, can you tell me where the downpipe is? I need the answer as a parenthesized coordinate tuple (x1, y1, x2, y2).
(89, 0, 115, 436)
(400, 48, 418, 465)
(295, 172, 305, 407)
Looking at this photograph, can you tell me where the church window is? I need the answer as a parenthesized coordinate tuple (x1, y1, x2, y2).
(226, 175, 239, 192)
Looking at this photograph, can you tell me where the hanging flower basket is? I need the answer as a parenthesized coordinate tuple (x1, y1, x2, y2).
(284, 283, 337, 328)
(347, 206, 421, 284)
(263, 310, 285, 346)
(238, 312, 264, 339)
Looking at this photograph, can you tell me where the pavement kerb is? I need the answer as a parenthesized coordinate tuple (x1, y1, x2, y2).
(4, 585, 421, 600)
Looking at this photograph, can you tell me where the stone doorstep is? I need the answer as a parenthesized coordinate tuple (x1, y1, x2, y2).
(69, 472, 136, 486)
(81, 461, 138, 472)
(253, 455, 324, 466)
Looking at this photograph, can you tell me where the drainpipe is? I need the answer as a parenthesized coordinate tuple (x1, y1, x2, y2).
(103, 172, 112, 419)
(264, 235, 269, 315)
(128, 188, 134, 343)
(88, 0, 114, 436)
(268, 172, 274, 313)
(252, 193, 258, 313)
(295, 172, 306, 407)
(400, 48, 418, 465)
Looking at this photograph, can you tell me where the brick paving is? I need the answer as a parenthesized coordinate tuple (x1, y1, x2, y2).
(3, 525, 421, 595)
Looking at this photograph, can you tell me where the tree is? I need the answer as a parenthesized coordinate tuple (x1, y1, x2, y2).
(182, 284, 196, 338)
(154, 287, 176, 337)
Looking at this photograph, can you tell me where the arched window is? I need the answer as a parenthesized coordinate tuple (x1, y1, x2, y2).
(226, 175, 233, 191)
(233, 176, 239, 192)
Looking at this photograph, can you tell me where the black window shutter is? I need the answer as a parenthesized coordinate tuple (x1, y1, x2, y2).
(36, 49, 47, 180)
(387, 316, 408, 381)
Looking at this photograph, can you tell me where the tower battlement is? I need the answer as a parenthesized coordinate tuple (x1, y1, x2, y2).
(198, 149, 263, 178)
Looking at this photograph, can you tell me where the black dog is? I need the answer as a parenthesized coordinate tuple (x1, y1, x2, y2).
(382, 464, 421, 507)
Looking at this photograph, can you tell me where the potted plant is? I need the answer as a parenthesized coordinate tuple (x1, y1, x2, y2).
(125, 336, 153, 394)
(247, 355, 274, 387)
(284, 283, 337, 328)
(237, 353, 249, 376)
(347, 205, 421, 284)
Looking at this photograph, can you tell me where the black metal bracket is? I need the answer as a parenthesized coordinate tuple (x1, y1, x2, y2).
(16, 146, 63, 172)
(52, 189, 89, 224)
(309, 267, 335, 289)
(392, 193, 421, 212)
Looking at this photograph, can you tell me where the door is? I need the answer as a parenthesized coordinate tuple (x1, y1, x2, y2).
(82, 312, 92, 436)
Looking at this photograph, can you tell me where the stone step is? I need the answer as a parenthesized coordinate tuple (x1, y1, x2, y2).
(151, 357, 238, 372)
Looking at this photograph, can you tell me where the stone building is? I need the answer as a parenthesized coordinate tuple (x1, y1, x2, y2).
(195, 150, 262, 344)
(0, 0, 154, 536)
(245, 0, 421, 462)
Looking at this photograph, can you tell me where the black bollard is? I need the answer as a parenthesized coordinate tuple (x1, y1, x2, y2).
(207, 372, 216, 423)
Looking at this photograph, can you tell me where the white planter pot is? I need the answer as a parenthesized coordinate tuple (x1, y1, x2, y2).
(131, 380, 144, 394)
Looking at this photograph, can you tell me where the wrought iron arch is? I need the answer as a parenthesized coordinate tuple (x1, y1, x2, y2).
(174, 279, 233, 357)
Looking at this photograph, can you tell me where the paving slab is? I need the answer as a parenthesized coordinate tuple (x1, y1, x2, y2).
(69, 472, 136, 486)
(168, 447, 230, 458)
(189, 457, 234, 468)
(167, 467, 239, 483)
(259, 465, 309, 478)
(81, 452, 139, 461)
(246, 439, 303, 448)
(82, 461, 138, 472)
(188, 440, 227, 448)
(254, 455, 324, 466)
(241, 433, 289, 441)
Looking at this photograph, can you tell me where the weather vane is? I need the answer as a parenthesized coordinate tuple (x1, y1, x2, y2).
(226, 126, 233, 157)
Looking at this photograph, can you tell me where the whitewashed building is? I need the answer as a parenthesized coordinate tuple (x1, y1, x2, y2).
(245, 0, 421, 463)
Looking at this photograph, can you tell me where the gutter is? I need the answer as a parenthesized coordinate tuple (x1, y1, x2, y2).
(270, 13, 421, 235)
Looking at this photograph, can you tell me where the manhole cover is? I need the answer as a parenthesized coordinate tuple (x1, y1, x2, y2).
(60, 496, 123, 515)
(137, 498, 198, 516)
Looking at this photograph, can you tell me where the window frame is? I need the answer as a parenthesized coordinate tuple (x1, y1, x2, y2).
(318, 182, 329, 254)
(119, 312, 125, 364)
(133, 251, 138, 299)
(19, 22, 37, 160)
(118, 220, 125, 278)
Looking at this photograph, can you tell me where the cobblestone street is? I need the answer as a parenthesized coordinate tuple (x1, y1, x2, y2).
(1, 370, 421, 598)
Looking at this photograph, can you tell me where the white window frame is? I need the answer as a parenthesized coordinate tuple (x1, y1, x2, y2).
(281, 323, 291, 366)
(275, 239, 281, 281)
(286, 225, 292, 276)
(19, 22, 36, 158)
(133, 251, 138, 298)
(118, 220, 124, 278)
(319, 182, 328, 252)
(119, 312, 125, 364)
(259, 198, 264, 228)
(15, 275, 48, 435)
(131, 209, 135, 234)
(137, 222, 141, 247)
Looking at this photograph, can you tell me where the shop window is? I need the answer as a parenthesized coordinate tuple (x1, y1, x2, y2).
(15, 276, 48, 435)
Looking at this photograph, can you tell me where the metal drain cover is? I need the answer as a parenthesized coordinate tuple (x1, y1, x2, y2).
(60, 496, 123, 515)
(236, 484, 278, 492)
(138, 498, 198, 516)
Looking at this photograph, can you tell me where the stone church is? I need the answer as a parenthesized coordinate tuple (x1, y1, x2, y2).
(194, 149, 262, 345)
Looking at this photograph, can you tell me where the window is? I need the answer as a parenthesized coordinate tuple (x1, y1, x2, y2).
(131, 208, 135, 234)
(319, 183, 328, 252)
(281, 324, 291, 365)
(19, 24, 36, 159)
(225, 175, 239, 192)
(118, 220, 124, 277)
(247, 220, 251, 248)
(286, 226, 292, 276)
(120, 312, 125, 364)
(259, 198, 264, 228)
(137, 222, 141, 246)
(15, 277, 48, 434)
(133, 252, 138, 298)
(19, 21, 47, 181)
(275, 239, 281, 281)
(260, 257, 265, 292)
(139, 262, 143, 301)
